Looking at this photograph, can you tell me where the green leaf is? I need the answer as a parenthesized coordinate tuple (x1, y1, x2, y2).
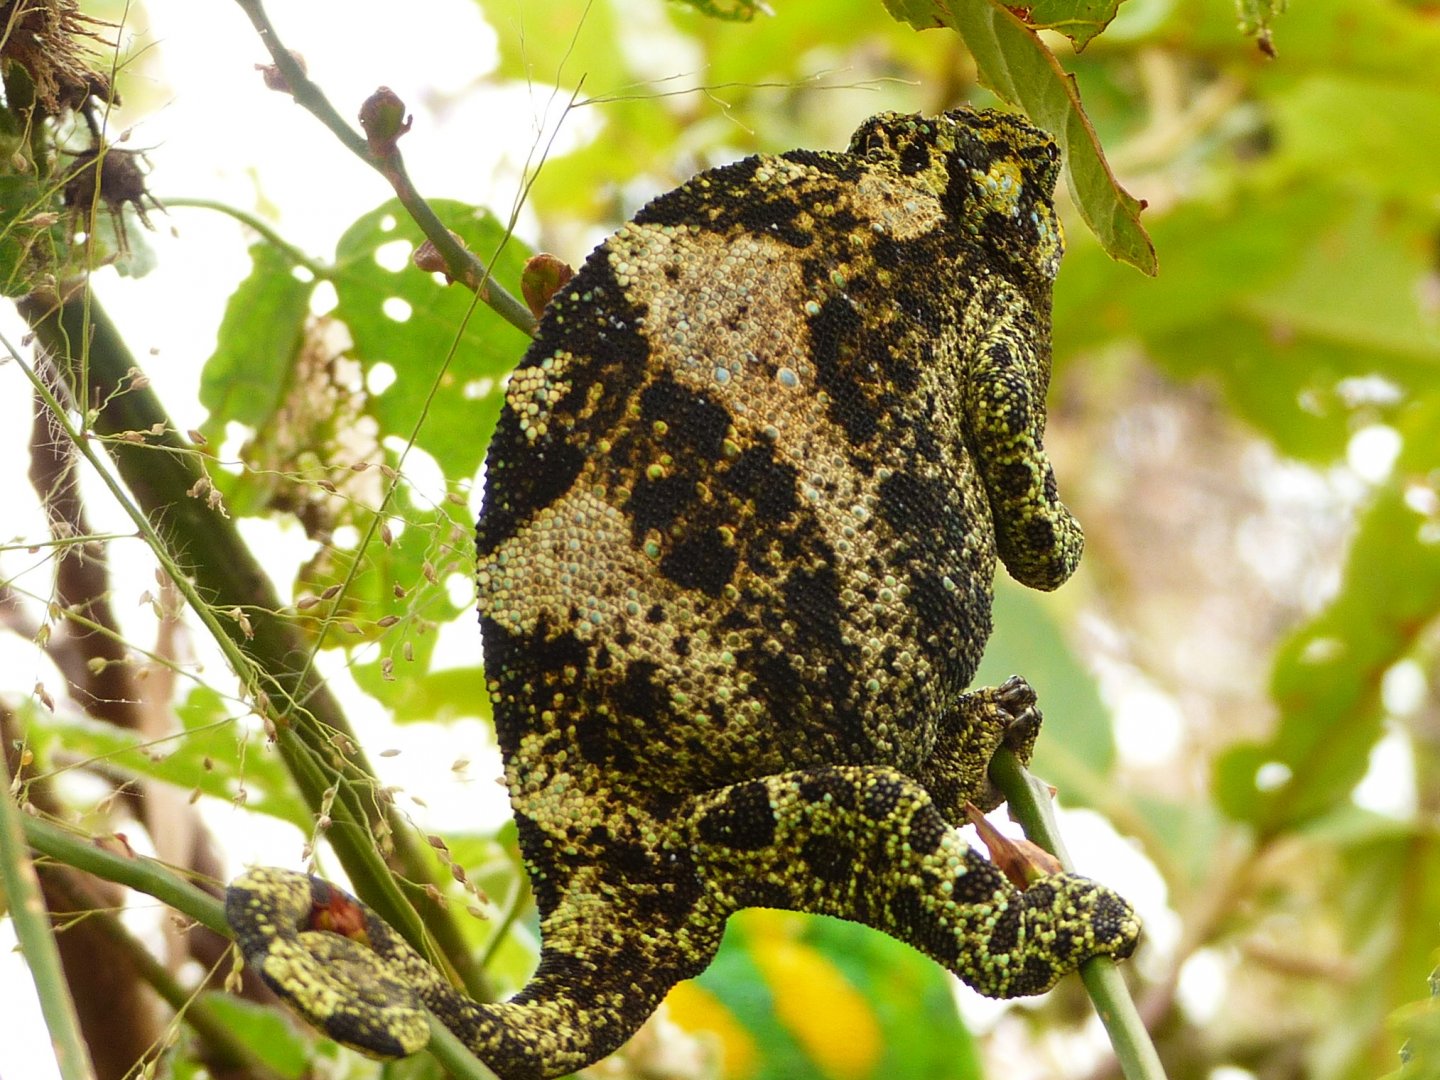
(672, 0, 770, 20)
(683, 910, 980, 1080)
(20, 687, 312, 832)
(350, 659, 493, 726)
(1055, 190, 1440, 464)
(1024, 0, 1125, 50)
(197, 993, 313, 1079)
(1214, 401, 1440, 833)
(331, 198, 533, 480)
(1391, 987, 1440, 1080)
(1269, 77, 1440, 207)
(881, 0, 1155, 273)
(1235, 0, 1286, 46)
(297, 490, 478, 716)
(1327, 827, 1440, 1077)
(198, 242, 315, 441)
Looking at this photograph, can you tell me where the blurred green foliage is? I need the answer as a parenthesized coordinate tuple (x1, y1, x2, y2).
(5, 0, 1440, 1077)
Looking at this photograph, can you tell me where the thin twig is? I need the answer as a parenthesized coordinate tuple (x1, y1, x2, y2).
(25, 812, 497, 1078)
(989, 748, 1169, 1080)
(40, 868, 288, 1080)
(230, 0, 537, 337)
(163, 197, 328, 277)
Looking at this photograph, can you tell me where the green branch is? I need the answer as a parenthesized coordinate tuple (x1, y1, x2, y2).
(163, 197, 328, 277)
(9, 290, 492, 1001)
(0, 759, 97, 1080)
(989, 748, 1168, 1080)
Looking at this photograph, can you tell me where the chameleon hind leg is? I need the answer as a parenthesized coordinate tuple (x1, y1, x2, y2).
(688, 764, 1138, 997)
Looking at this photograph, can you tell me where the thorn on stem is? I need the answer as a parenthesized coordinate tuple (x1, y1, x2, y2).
(254, 49, 307, 94)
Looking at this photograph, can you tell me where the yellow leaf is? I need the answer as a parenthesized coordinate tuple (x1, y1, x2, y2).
(750, 925, 881, 1080)
(665, 980, 759, 1080)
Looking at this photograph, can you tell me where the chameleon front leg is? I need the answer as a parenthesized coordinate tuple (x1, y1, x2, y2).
(964, 284, 1083, 592)
(688, 765, 1138, 997)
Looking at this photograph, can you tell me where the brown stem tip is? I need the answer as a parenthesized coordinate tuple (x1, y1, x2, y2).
(359, 86, 412, 157)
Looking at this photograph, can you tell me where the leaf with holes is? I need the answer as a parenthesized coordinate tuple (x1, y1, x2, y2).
(1023, 0, 1124, 50)
(291, 480, 477, 701)
(331, 199, 533, 482)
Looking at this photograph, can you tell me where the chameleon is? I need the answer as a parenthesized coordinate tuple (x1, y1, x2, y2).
(227, 105, 1140, 1080)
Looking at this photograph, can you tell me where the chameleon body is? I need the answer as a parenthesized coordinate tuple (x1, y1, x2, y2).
(228, 107, 1140, 1080)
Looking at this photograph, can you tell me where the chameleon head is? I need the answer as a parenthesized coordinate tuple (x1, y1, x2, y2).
(847, 107, 1065, 283)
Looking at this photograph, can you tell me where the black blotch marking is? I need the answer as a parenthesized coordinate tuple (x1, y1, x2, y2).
(513, 811, 561, 917)
(645, 604, 666, 624)
(988, 904, 1022, 954)
(899, 140, 932, 175)
(874, 468, 989, 686)
(798, 767, 858, 810)
(660, 529, 739, 597)
(1024, 517, 1056, 553)
(481, 616, 587, 756)
(1093, 892, 1136, 950)
(952, 860, 1002, 905)
(721, 444, 799, 524)
(779, 148, 864, 181)
(635, 153, 859, 248)
(627, 473, 695, 536)
(476, 255, 649, 553)
(475, 423, 584, 557)
(731, 879, 794, 910)
(862, 776, 902, 820)
(801, 834, 856, 886)
(639, 376, 731, 455)
(1049, 925, 1076, 962)
(633, 157, 764, 229)
(590, 828, 654, 877)
(891, 885, 958, 966)
(616, 660, 667, 723)
(1017, 955, 1058, 995)
(698, 781, 776, 850)
(808, 295, 881, 445)
(907, 804, 948, 854)
(733, 554, 863, 747)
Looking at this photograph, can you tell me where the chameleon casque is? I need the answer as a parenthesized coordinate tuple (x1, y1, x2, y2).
(228, 106, 1140, 1079)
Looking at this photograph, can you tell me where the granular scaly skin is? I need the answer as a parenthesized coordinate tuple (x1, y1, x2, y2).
(227, 108, 1140, 1079)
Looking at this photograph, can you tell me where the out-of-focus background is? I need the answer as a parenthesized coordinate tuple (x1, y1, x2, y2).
(2, 1, 1438, 1078)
